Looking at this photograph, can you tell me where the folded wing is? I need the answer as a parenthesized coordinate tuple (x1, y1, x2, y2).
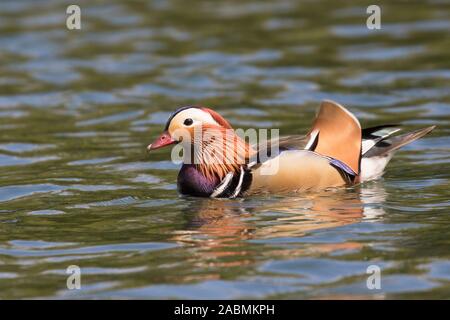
(306, 100, 362, 174)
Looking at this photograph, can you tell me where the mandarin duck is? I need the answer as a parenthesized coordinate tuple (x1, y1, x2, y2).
(147, 100, 434, 198)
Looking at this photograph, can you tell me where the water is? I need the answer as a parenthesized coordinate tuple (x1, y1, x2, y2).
(0, 0, 449, 299)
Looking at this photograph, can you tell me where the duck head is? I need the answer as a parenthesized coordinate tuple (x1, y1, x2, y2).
(147, 106, 232, 152)
(148, 106, 252, 196)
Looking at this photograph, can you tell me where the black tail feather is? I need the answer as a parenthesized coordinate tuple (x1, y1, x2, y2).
(361, 124, 400, 140)
(363, 126, 436, 158)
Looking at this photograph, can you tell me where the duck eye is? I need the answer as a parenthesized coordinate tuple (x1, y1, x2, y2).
(183, 118, 193, 126)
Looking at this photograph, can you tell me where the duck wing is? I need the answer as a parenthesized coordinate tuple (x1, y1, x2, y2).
(306, 100, 362, 174)
(247, 150, 350, 194)
(253, 100, 362, 174)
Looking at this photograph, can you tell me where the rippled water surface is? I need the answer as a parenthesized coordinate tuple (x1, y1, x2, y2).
(0, 0, 449, 299)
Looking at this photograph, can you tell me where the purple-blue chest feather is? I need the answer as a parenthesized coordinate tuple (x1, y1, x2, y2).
(177, 164, 220, 197)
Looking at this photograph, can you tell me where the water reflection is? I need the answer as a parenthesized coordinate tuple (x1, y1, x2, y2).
(173, 184, 387, 265)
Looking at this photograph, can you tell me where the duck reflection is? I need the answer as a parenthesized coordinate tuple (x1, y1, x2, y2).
(171, 183, 387, 266)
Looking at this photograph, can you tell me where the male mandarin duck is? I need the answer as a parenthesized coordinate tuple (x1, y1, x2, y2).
(147, 100, 434, 198)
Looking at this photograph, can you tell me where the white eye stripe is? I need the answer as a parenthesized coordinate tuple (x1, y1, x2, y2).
(170, 108, 219, 130)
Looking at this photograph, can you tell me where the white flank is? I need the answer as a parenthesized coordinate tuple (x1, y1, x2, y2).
(360, 155, 393, 182)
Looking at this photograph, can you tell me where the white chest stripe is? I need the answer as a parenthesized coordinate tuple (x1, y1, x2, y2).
(210, 172, 233, 198)
(210, 167, 245, 198)
(230, 166, 245, 198)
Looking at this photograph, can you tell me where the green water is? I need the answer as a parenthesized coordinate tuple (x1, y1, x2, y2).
(0, 0, 449, 299)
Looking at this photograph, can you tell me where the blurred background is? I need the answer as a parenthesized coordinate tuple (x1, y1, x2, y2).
(0, 0, 449, 299)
